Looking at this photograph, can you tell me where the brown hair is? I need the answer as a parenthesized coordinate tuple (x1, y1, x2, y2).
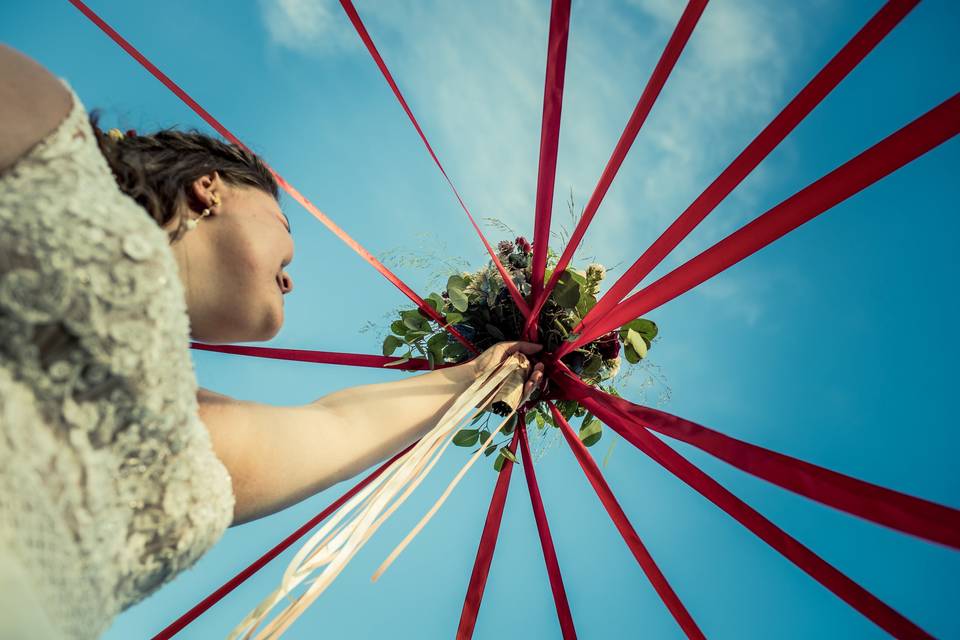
(89, 113, 279, 244)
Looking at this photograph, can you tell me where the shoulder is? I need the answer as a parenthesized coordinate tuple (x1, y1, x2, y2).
(0, 45, 74, 173)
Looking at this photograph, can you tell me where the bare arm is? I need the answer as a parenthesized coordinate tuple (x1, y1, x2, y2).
(199, 342, 545, 526)
(0, 44, 73, 172)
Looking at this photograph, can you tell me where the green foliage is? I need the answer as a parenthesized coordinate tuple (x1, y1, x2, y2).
(579, 418, 603, 447)
(373, 224, 665, 472)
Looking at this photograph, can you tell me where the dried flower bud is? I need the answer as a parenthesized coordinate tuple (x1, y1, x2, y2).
(586, 263, 606, 281)
(497, 240, 514, 255)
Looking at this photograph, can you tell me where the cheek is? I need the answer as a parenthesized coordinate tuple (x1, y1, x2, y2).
(222, 231, 275, 283)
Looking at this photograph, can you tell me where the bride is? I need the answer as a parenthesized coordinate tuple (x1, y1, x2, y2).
(0, 44, 544, 639)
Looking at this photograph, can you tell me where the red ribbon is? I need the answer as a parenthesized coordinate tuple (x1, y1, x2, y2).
(550, 365, 933, 639)
(338, 0, 530, 320)
(517, 418, 578, 640)
(524, 0, 709, 340)
(457, 427, 522, 639)
(553, 0, 919, 359)
(67, 0, 478, 355)
(558, 378, 960, 550)
(189, 342, 446, 371)
(556, 86, 959, 358)
(151, 443, 416, 640)
(548, 402, 703, 639)
(527, 0, 572, 334)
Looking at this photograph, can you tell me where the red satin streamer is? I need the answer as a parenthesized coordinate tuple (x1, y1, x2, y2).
(516, 420, 578, 640)
(557, 0, 918, 355)
(457, 428, 522, 639)
(547, 402, 703, 639)
(556, 89, 960, 358)
(189, 342, 444, 371)
(527, 0, 572, 332)
(66, 0, 477, 355)
(560, 380, 960, 550)
(549, 366, 933, 639)
(151, 443, 417, 640)
(523, 0, 709, 340)
(338, 0, 530, 319)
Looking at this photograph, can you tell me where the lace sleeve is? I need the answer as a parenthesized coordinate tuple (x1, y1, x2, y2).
(0, 79, 235, 637)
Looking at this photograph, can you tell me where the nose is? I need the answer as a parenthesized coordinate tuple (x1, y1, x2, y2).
(278, 272, 294, 294)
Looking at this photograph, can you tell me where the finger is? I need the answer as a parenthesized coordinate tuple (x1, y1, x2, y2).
(504, 341, 544, 356)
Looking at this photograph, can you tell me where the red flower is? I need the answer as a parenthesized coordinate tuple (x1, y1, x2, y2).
(515, 236, 532, 255)
(595, 331, 620, 360)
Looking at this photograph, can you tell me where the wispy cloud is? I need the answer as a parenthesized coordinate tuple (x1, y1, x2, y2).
(258, 0, 818, 326)
(258, 0, 358, 55)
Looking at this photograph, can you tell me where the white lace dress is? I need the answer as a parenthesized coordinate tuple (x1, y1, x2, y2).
(0, 80, 236, 638)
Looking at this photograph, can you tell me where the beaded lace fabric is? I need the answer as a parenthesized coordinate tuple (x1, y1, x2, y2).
(0, 80, 235, 638)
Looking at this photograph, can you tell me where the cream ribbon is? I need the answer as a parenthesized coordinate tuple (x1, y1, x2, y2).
(230, 353, 531, 639)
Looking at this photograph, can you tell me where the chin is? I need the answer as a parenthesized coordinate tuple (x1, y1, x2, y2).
(258, 302, 284, 341)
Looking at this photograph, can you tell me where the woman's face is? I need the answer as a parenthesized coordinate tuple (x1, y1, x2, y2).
(168, 173, 294, 344)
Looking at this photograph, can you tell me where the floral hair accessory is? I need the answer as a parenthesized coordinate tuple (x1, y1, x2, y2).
(106, 128, 124, 142)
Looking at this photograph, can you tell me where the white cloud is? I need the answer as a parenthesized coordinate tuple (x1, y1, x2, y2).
(258, 0, 357, 55)
(260, 0, 822, 327)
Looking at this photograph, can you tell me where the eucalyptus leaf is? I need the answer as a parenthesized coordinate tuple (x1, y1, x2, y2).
(623, 343, 641, 364)
(427, 332, 447, 348)
(576, 292, 597, 317)
(579, 418, 603, 447)
(447, 274, 468, 293)
(453, 429, 480, 447)
(493, 452, 506, 471)
(620, 318, 658, 342)
(446, 276, 469, 312)
(551, 271, 581, 309)
(479, 428, 492, 445)
(583, 356, 602, 377)
(402, 309, 429, 332)
(500, 446, 518, 464)
(484, 443, 498, 456)
(428, 292, 446, 311)
(382, 335, 402, 356)
(444, 341, 468, 361)
(568, 270, 587, 286)
(449, 288, 469, 312)
(390, 320, 407, 336)
(383, 356, 411, 367)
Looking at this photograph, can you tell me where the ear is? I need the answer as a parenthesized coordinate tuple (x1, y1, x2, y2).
(188, 171, 224, 211)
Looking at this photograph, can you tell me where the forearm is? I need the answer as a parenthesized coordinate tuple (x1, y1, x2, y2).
(201, 366, 473, 526)
(317, 364, 474, 481)
(202, 344, 541, 526)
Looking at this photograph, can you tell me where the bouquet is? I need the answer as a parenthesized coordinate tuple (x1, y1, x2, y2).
(380, 232, 659, 471)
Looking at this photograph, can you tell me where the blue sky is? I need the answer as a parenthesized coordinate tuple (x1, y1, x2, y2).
(3, 0, 959, 637)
